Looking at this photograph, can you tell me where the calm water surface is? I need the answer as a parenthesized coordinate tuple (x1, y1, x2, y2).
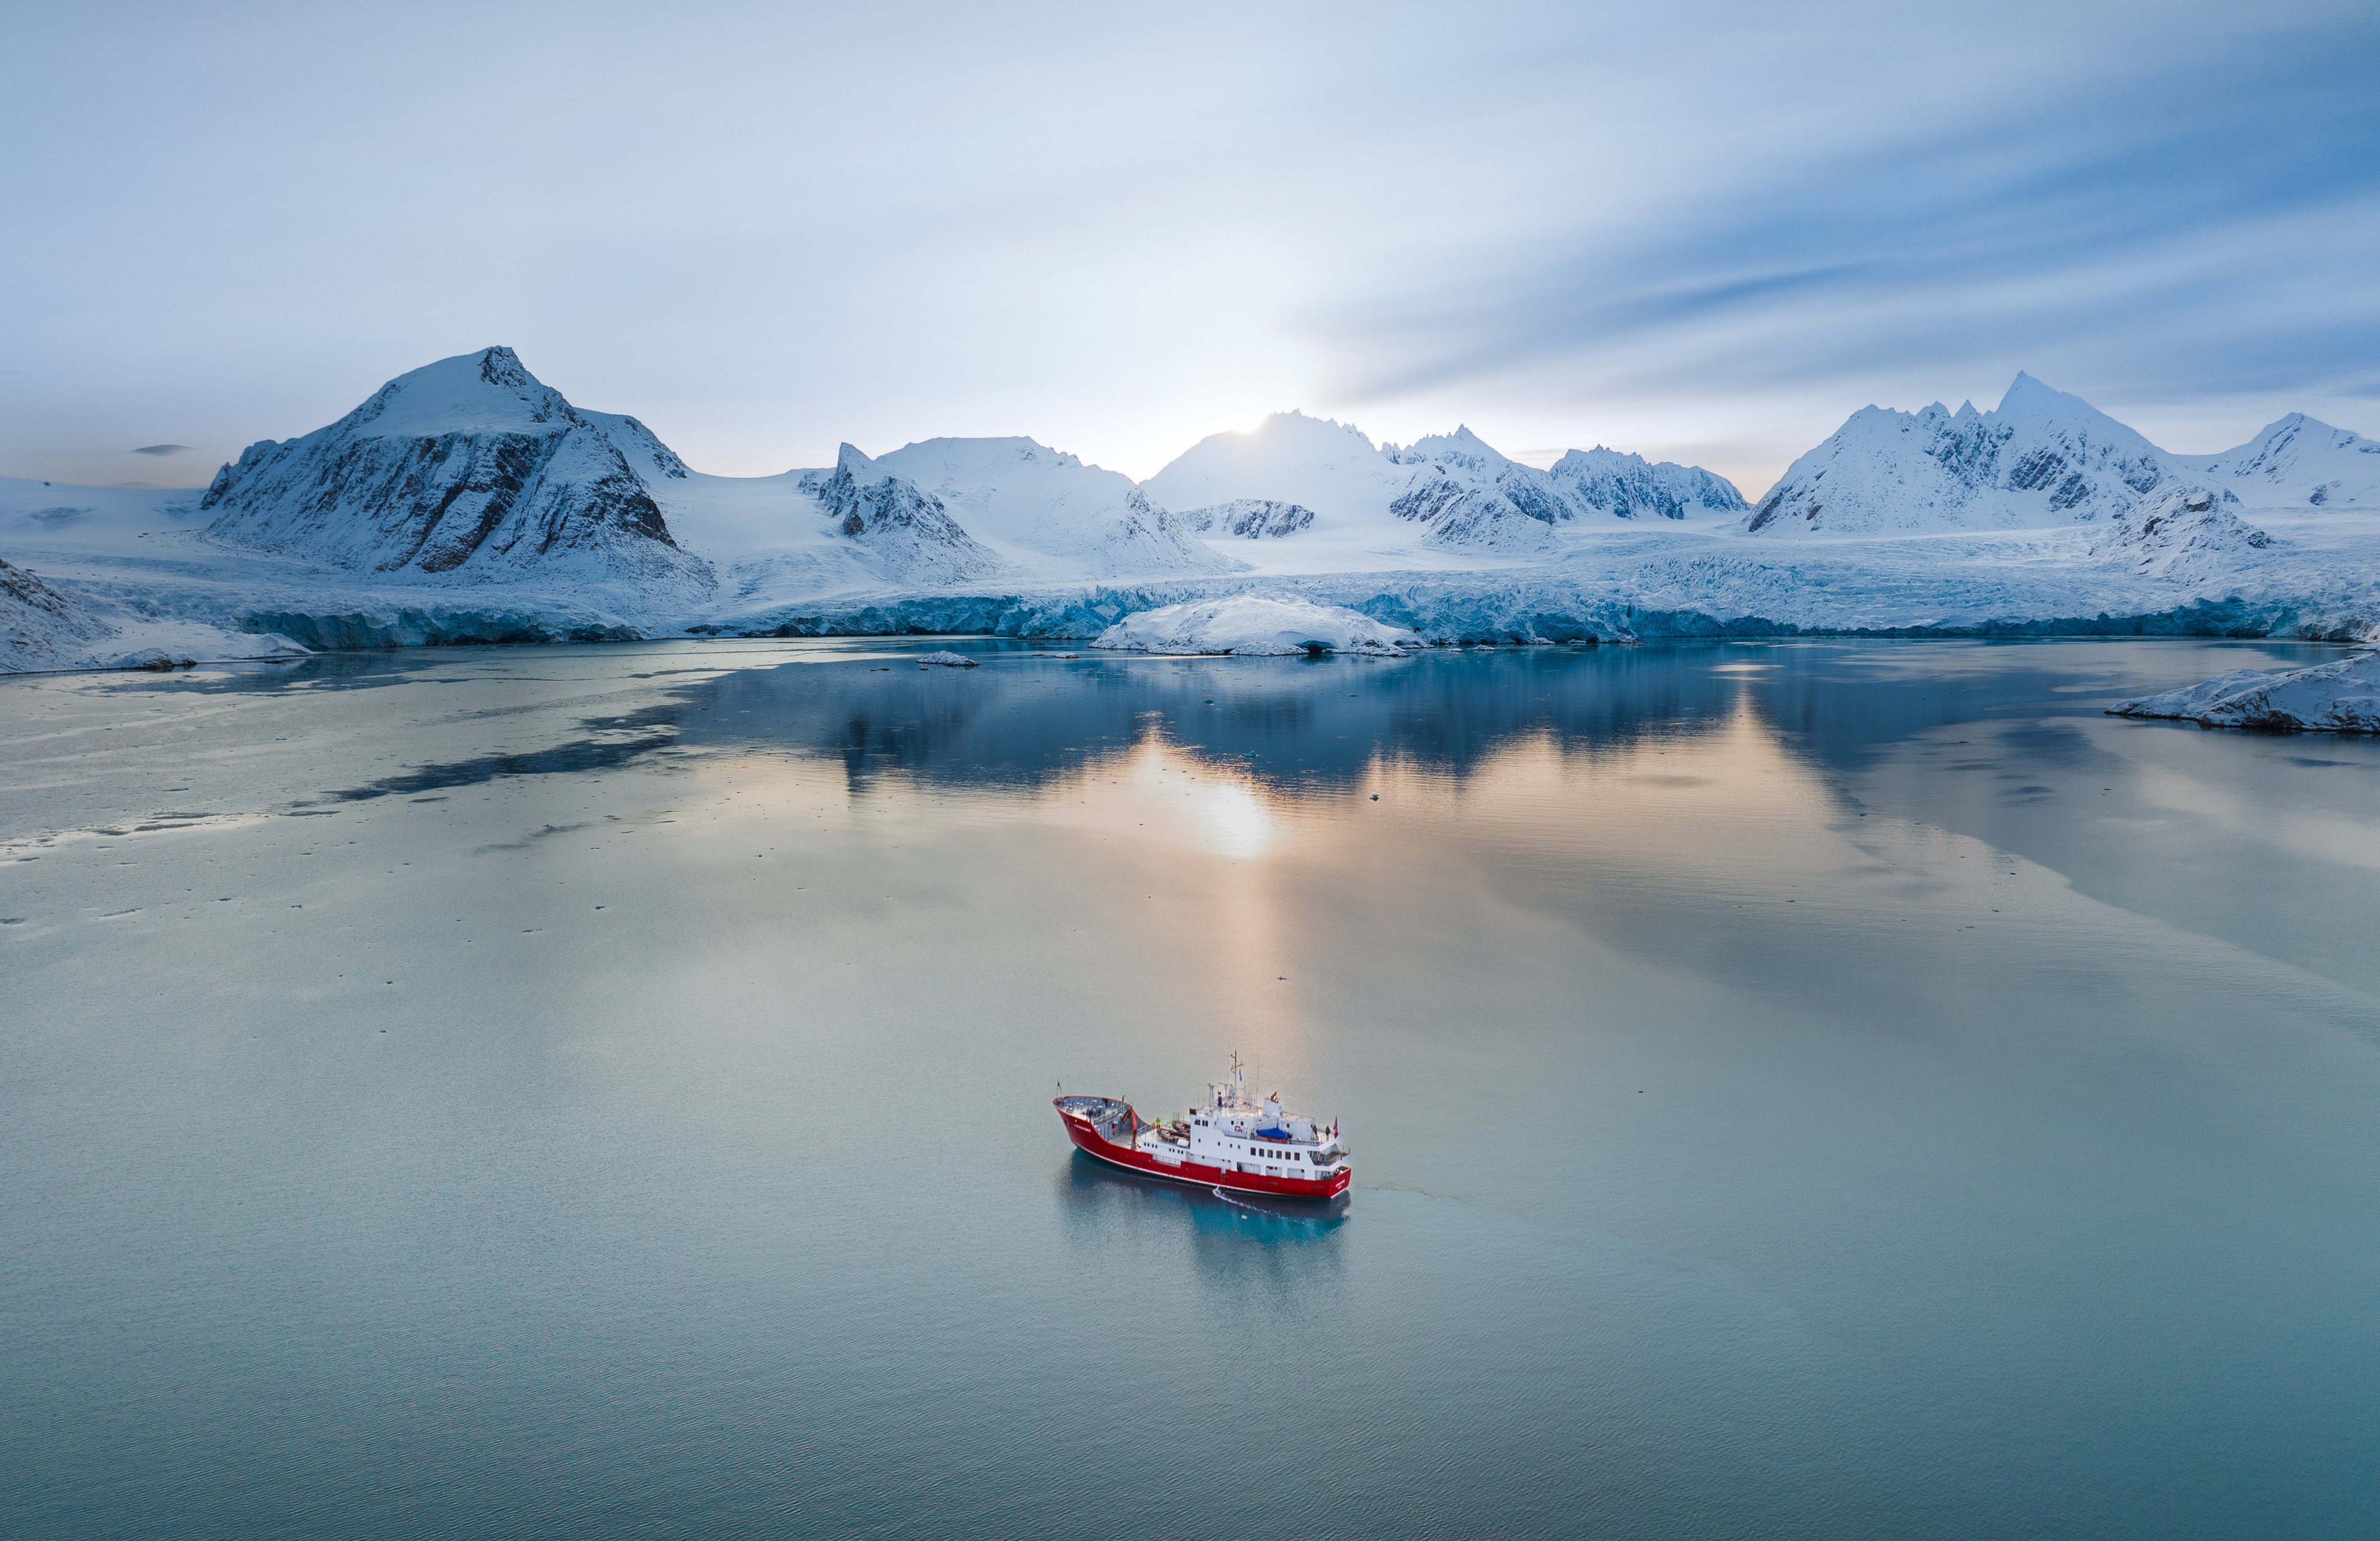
(3, 638, 2376, 1539)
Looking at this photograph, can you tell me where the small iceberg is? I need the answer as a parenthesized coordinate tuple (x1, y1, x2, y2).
(1092, 597, 1416, 657)
(2110, 650, 2380, 733)
(917, 650, 979, 668)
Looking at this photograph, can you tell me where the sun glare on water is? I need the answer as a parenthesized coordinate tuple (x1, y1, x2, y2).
(1042, 731, 1282, 861)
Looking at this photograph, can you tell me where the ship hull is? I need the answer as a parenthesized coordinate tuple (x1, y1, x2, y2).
(1057, 1104, 1351, 1200)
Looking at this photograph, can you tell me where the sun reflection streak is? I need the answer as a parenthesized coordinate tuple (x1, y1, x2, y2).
(1037, 729, 1284, 861)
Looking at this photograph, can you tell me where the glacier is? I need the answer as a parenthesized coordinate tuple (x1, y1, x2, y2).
(5, 350, 2380, 672)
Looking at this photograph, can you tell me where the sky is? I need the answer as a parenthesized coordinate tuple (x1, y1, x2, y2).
(4, 0, 2375, 497)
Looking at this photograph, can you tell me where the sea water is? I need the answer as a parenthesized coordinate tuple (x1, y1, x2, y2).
(2, 638, 2375, 1539)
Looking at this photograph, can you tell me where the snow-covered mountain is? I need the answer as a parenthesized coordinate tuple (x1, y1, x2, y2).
(2173, 414, 2380, 510)
(864, 436, 1238, 580)
(1142, 411, 1411, 522)
(201, 346, 713, 593)
(1377, 428, 1566, 553)
(1745, 373, 2174, 536)
(1547, 447, 1745, 521)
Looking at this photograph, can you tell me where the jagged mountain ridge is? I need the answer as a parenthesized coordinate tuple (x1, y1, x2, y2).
(201, 347, 712, 591)
(1143, 412, 1748, 553)
(1147, 411, 1751, 551)
(1743, 374, 2380, 537)
(1745, 373, 2176, 536)
(1549, 447, 1746, 520)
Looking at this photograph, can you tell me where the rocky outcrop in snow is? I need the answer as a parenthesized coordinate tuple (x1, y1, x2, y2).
(2172, 414, 2380, 510)
(2, 554, 299, 672)
(1093, 596, 1416, 656)
(200, 346, 713, 593)
(795, 445, 1004, 586)
(3, 556, 113, 670)
(2111, 649, 2380, 732)
(1547, 447, 1746, 520)
(1746, 373, 2173, 536)
(1178, 499, 1316, 538)
(2089, 485, 2271, 576)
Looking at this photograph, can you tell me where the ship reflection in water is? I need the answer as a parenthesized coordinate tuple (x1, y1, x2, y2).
(1061, 1152, 1350, 1243)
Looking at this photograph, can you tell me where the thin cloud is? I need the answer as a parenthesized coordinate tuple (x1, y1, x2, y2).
(1314, 16, 2380, 412)
(130, 443, 192, 456)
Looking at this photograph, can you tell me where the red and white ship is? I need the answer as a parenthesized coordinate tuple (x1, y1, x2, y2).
(1055, 1054, 1351, 1200)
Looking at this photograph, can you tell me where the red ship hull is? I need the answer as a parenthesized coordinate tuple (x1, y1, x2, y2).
(1056, 1101, 1351, 1200)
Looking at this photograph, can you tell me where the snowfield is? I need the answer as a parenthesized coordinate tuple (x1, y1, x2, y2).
(2111, 649, 2380, 733)
(5, 352, 2379, 671)
(1092, 596, 1416, 656)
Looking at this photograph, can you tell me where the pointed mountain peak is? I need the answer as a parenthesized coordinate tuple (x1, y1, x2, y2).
(1990, 372, 2156, 448)
(474, 345, 532, 385)
(348, 346, 575, 439)
(1996, 371, 2087, 416)
(835, 442, 879, 479)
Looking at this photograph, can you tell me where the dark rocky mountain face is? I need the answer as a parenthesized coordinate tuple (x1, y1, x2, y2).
(2090, 484, 2271, 576)
(199, 347, 711, 590)
(1178, 499, 1317, 538)
(1391, 478, 1559, 552)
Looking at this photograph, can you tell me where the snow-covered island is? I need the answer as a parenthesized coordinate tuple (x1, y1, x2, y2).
(1093, 597, 1416, 656)
(2110, 650, 2380, 733)
(6, 346, 2380, 671)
